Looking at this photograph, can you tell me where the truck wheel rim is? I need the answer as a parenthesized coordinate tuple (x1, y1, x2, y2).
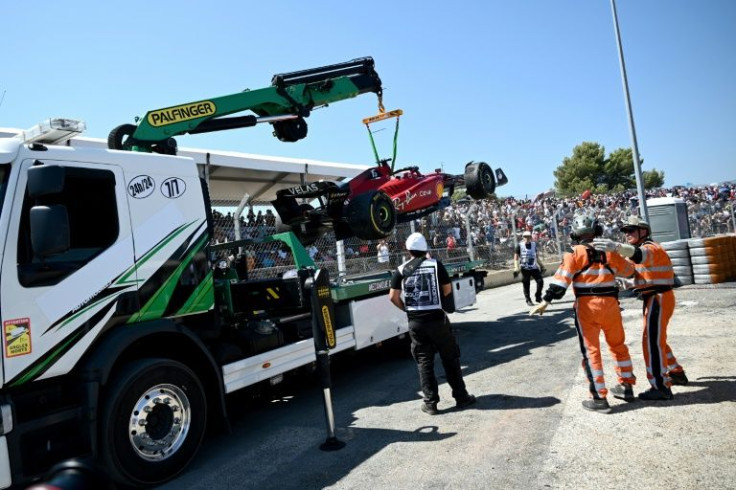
(128, 383, 191, 461)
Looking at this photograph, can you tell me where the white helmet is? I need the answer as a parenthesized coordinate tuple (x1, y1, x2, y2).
(571, 214, 600, 241)
(405, 232, 428, 252)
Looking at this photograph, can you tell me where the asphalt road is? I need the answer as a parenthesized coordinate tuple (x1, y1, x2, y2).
(158, 281, 736, 490)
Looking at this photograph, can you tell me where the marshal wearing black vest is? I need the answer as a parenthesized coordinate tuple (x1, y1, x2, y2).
(389, 232, 476, 415)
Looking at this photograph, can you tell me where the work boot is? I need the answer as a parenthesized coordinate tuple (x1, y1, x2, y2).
(610, 383, 636, 402)
(638, 387, 674, 401)
(455, 394, 477, 410)
(526, 299, 534, 306)
(582, 398, 611, 413)
(669, 371, 689, 385)
(421, 402, 439, 415)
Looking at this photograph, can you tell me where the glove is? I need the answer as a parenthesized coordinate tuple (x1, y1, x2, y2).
(592, 239, 636, 259)
(616, 243, 636, 258)
(513, 259, 520, 278)
(591, 238, 619, 252)
(616, 277, 635, 290)
(529, 300, 551, 316)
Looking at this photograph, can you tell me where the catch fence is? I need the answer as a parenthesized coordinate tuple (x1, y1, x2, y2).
(209, 196, 735, 284)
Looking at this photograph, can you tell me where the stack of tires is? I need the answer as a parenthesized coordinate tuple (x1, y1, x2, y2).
(662, 239, 693, 287)
(687, 235, 736, 285)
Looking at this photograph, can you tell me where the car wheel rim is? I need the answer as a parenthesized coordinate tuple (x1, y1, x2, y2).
(127, 383, 191, 461)
(482, 170, 493, 192)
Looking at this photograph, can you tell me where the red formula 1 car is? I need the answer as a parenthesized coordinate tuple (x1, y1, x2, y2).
(271, 159, 508, 244)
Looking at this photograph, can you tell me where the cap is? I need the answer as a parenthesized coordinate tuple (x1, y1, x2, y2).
(405, 232, 428, 252)
(522, 230, 532, 237)
(621, 215, 650, 232)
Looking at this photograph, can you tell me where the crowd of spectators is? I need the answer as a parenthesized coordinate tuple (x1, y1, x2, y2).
(424, 182, 735, 251)
(210, 182, 735, 277)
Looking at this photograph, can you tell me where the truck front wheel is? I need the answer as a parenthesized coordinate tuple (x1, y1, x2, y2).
(99, 358, 207, 487)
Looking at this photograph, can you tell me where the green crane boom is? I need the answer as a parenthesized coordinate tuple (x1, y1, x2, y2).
(108, 57, 384, 154)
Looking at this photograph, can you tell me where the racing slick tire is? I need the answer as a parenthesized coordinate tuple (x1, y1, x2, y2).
(346, 190, 396, 240)
(464, 161, 496, 199)
(99, 358, 207, 488)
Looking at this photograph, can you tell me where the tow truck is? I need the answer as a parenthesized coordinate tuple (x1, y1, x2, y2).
(0, 118, 408, 489)
(0, 57, 483, 489)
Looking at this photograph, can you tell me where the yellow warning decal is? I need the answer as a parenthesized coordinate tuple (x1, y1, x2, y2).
(321, 305, 335, 348)
(4, 317, 32, 358)
(317, 286, 330, 299)
(147, 101, 216, 127)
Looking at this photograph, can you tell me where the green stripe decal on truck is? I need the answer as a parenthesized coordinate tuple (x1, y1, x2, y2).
(176, 270, 215, 315)
(128, 232, 210, 323)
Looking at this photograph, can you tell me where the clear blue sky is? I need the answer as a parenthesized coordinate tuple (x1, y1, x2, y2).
(2, 1, 734, 199)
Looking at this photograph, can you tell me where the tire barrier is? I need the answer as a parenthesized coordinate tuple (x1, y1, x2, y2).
(685, 235, 736, 285)
(662, 239, 693, 286)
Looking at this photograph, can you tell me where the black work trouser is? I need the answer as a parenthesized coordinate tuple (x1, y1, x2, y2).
(521, 267, 544, 300)
(408, 314, 469, 404)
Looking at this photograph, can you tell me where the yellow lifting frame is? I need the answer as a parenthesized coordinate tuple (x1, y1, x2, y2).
(363, 97, 403, 170)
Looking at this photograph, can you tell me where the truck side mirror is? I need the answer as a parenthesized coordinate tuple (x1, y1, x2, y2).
(27, 165, 65, 198)
(30, 205, 70, 258)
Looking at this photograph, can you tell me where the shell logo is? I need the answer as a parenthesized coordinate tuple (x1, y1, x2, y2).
(435, 181, 444, 199)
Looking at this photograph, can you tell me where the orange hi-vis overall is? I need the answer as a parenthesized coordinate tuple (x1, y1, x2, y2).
(547, 244, 636, 399)
(630, 240, 683, 391)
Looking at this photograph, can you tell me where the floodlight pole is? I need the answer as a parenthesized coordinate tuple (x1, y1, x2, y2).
(610, 0, 649, 223)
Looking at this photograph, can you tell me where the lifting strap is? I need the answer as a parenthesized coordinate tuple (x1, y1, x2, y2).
(362, 101, 403, 170)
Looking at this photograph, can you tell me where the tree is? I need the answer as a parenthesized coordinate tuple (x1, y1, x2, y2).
(450, 188, 498, 203)
(603, 148, 636, 192)
(643, 169, 665, 189)
(554, 142, 664, 195)
(553, 142, 607, 196)
(451, 189, 467, 202)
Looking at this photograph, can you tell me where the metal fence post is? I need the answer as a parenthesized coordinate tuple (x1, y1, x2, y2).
(336, 240, 346, 280)
(464, 203, 477, 261)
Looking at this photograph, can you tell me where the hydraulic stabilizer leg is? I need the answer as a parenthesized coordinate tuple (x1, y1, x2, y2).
(307, 268, 345, 451)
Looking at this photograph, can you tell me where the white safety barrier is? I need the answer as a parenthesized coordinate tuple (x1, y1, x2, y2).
(677, 236, 736, 285)
(662, 239, 693, 286)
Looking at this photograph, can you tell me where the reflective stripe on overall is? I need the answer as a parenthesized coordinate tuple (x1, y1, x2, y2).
(633, 241, 682, 389)
(552, 245, 637, 398)
(641, 289, 680, 390)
